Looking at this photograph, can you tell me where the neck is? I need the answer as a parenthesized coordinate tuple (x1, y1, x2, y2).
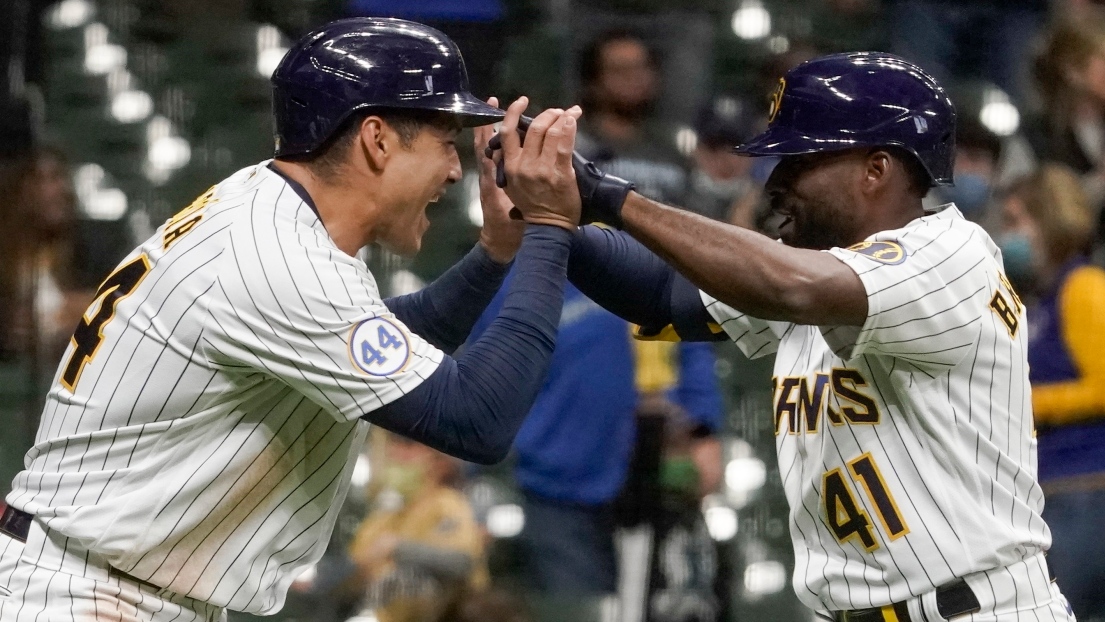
(852, 196, 925, 244)
(271, 159, 379, 256)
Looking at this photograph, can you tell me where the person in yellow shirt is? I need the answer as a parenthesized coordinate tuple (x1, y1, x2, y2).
(1000, 164, 1105, 621)
(344, 432, 488, 622)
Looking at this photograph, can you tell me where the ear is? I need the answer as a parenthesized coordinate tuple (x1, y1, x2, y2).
(359, 115, 391, 171)
(862, 150, 892, 194)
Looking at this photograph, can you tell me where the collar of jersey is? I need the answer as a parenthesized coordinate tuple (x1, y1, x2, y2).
(922, 202, 963, 220)
(265, 161, 323, 224)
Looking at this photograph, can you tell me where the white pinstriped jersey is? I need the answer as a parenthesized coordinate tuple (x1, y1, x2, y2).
(5, 162, 444, 614)
(704, 205, 1046, 612)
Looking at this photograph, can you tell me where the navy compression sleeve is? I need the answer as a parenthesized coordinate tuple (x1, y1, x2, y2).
(567, 225, 722, 341)
(366, 225, 569, 465)
(384, 244, 509, 354)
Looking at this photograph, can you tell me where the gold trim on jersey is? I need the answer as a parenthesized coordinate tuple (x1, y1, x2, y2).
(61, 254, 152, 392)
(164, 186, 218, 250)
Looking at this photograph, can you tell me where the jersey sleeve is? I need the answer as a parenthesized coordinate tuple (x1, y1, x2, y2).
(823, 218, 992, 370)
(700, 290, 789, 360)
(206, 228, 444, 422)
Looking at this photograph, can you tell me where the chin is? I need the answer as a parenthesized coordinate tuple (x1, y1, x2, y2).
(390, 240, 422, 257)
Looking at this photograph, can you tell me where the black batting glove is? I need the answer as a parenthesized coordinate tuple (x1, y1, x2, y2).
(486, 116, 635, 229)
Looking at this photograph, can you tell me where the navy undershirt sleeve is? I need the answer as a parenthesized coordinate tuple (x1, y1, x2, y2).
(567, 225, 723, 342)
(366, 225, 570, 465)
(384, 244, 509, 354)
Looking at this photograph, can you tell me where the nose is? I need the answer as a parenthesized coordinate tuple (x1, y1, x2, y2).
(446, 148, 462, 184)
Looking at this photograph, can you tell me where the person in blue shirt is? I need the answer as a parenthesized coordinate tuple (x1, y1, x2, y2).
(470, 279, 723, 595)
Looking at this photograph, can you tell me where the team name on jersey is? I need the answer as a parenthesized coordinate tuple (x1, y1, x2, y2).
(163, 185, 217, 250)
(772, 367, 880, 435)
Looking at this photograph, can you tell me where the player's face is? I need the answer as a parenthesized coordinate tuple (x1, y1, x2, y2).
(376, 123, 462, 256)
(765, 150, 866, 250)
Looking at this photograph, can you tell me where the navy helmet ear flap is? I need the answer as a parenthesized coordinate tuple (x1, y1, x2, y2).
(271, 17, 504, 158)
(735, 52, 957, 187)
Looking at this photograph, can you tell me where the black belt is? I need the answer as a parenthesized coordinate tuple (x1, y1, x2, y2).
(0, 505, 164, 593)
(0, 505, 31, 543)
(834, 579, 981, 622)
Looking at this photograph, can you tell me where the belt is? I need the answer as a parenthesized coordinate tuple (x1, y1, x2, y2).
(0, 505, 31, 543)
(834, 579, 981, 622)
(0, 505, 164, 593)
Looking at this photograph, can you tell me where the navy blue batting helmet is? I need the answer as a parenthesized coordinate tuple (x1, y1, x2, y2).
(736, 52, 956, 186)
(272, 18, 504, 157)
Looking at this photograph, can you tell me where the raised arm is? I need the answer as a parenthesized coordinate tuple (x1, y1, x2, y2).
(486, 121, 868, 327)
(383, 245, 509, 354)
(368, 100, 585, 463)
(383, 101, 525, 353)
(568, 225, 723, 341)
(618, 192, 867, 326)
(371, 224, 571, 464)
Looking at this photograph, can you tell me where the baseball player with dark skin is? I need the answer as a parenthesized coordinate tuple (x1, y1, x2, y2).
(492, 53, 1075, 621)
(0, 18, 585, 621)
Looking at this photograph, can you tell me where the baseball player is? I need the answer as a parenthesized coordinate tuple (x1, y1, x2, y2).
(494, 52, 1076, 621)
(0, 18, 583, 621)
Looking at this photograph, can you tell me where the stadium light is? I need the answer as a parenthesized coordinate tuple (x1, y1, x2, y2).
(732, 0, 772, 40)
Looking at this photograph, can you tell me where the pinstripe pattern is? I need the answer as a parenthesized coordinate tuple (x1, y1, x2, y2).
(2, 161, 444, 616)
(0, 526, 226, 621)
(702, 205, 1061, 614)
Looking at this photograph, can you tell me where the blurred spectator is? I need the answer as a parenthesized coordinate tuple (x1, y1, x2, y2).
(926, 93, 1004, 229)
(683, 96, 765, 228)
(1028, 18, 1105, 211)
(999, 164, 1105, 621)
(633, 392, 719, 622)
(576, 29, 689, 206)
(469, 283, 723, 600)
(887, 0, 1045, 109)
(437, 587, 531, 622)
(0, 146, 95, 365)
(340, 433, 488, 622)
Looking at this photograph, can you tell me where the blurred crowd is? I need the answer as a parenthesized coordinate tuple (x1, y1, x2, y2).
(5, 0, 1105, 621)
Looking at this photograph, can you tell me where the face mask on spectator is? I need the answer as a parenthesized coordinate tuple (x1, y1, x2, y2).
(946, 173, 992, 220)
(999, 233, 1034, 285)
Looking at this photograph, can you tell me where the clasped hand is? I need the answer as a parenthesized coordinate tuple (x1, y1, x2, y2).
(489, 97, 583, 231)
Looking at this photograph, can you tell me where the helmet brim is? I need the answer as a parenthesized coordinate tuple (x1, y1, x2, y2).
(734, 123, 953, 186)
(733, 125, 861, 156)
(416, 92, 505, 127)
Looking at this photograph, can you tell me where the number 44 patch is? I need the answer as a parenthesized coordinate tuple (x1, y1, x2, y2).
(348, 317, 411, 376)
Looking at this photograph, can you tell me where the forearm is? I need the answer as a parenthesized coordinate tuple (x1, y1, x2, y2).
(620, 192, 867, 325)
(368, 225, 570, 464)
(384, 244, 510, 354)
(568, 225, 722, 341)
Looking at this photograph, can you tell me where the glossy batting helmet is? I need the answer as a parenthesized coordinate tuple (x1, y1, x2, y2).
(737, 52, 956, 186)
(271, 18, 504, 157)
